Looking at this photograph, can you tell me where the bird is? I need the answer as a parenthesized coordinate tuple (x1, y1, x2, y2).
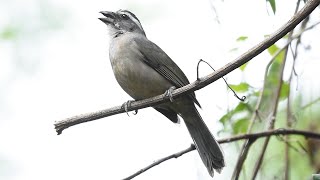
(99, 9, 225, 177)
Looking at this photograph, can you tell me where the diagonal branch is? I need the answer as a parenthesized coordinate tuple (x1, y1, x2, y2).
(231, 2, 320, 179)
(250, 0, 304, 177)
(123, 128, 320, 180)
(232, 29, 297, 180)
(54, 0, 320, 135)
(231, 19, 320, 180)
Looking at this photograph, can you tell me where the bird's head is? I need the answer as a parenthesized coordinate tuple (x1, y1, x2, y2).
(99, 10, 146, 37)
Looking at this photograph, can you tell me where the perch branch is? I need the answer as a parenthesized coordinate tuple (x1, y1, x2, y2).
(54, 0, 320, 135)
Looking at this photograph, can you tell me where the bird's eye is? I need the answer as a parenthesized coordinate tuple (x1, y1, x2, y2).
(121, 14, 129, 19)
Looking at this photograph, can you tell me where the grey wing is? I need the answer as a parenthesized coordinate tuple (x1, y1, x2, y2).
(133, 37, 201, 108)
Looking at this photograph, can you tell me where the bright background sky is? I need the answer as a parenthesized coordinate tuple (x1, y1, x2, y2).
(1, 0, 319, 179)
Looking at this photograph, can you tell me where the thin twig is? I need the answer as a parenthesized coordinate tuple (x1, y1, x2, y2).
(251, 31, 290, 180)
(54, 0, 320, 135)
(123, 145, 196, 180)
(232, 36, 289, 180)
(230, 20, 315, 178)
(197, 59, 245, 101)
(232, 3, 320, 179)
(250, 1, 301, 177)
(300, 96, 320, 110)
(285, 5, 310, 179)
(123, 128, 320, 180)
(284, 138, 290, 180)
(285, 79, 292, 180)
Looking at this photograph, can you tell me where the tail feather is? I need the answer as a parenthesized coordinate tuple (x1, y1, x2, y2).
(181, 107, 225, 176)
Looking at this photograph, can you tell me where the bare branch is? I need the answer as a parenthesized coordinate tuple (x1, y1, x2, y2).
(123, 145, 196, 180)
(54, 0, 320, 135)
(123, 128, 320, 180)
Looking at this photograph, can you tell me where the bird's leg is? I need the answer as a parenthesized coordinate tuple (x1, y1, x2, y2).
(133, 109, 138, 115)
(122, 100, 138, 116)
(164, 86, 176, 102)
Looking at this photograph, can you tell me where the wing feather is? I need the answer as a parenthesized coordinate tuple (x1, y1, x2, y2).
(133, 37, 201, 107)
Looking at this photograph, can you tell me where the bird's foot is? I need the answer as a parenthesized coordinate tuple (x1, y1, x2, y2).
(164, 86, 176, 102)
(122, 100, 138, 116)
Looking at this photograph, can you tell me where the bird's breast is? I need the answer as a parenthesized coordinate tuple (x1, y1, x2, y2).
(109, 37, 172, 100)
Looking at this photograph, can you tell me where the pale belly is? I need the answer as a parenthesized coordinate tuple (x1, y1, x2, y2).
(111, 56, 172, 100)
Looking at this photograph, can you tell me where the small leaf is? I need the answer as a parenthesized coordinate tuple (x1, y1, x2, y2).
(229, 47, 238, 52)
(280, 82, 290, 100)
(219, 111, 234, 125)
(0, 26, 18, 40)
(267, 0, 276, 14)
(233, 118, 249, 134)
(283, 34, 289, 39)
(234, 102, 249, 112)
(240, 63, 248, 71)
(219, 103, 250, 126)
(267, 60, 281, 85)
(236, 36, 248, 42)
(267, 44, 279, 56)
(229, 83, 250, 93)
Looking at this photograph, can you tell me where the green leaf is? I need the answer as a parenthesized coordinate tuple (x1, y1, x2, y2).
(279, 82, 290, 100)
(266, 59, 281, 85)
(267, 0, 276, 14)
(234, 102, 249, 112)
(219, 103, 249, 125)
(267, 44, 285, 64)
(274, 49, 285, 63)
(236, 36, 248, 42)
(283, 34, 289, 39)
(219, 111, 234, 125)
(229, 83, 250, 93)
(0, 26, 18, 40)
(267, 44, 279, 56)
(229, 47, 238, 52)
(240, 63, 248, 71)
(233, 118, 249, 134)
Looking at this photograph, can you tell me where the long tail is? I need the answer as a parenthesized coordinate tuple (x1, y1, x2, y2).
(180, 106, 225, 177)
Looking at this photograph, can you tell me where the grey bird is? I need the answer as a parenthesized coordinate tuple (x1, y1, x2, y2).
(99, 9, 225, 177)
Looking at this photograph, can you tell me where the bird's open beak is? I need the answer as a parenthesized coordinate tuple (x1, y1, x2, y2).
(99, 11, 116, 25)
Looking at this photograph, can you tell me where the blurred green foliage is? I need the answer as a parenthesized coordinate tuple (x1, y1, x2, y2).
(267, 0, 276, 14)
(219, 27, 320, 179)
(236, 36, 248, 42)
(0, 1, 68, 177)
(229, 83, 250, 93)
(0, 26, 19, 40)
(0, 0, 68, 75)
